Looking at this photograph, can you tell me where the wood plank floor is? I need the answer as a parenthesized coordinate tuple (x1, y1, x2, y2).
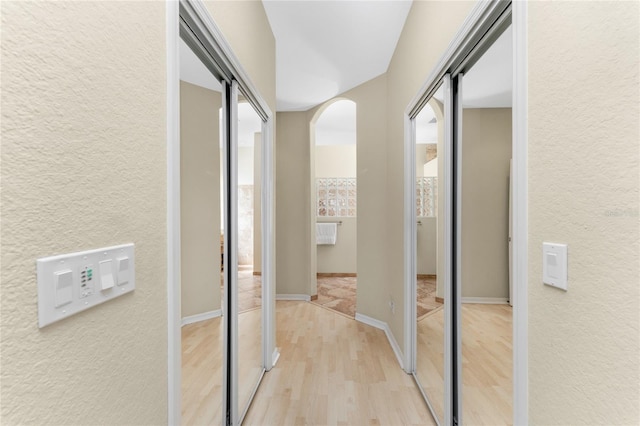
(183, 301, 512, 425)
(416, 303, 512, 425)
(243, 301, 434, 426)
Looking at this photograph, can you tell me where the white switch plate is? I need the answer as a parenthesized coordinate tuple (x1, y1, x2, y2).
(36, 243, 135, 328)
(543, 242, 567, 291)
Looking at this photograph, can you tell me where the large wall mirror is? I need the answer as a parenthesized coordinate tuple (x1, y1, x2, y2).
(457, 23, 513, 425)
(405, 3, 515, 424)
(235, 96, 265, 423)
(413, 91, 446, 424)
(176, 2, 275, 424)
(179, 36, 226, 425)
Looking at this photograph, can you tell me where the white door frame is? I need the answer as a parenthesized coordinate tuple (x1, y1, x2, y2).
(166, 1, 277, 424)
(403, 0, 528, 424)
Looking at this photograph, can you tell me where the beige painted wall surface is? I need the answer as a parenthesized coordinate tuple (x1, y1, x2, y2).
(341, 75, 389, 319)
(180, 81, 222, 318)
(385, 0, 476, 351)
(528, 2, 639, 423)
(204, 0, 276, 113)
(461, 108, 512, 299)
(275, 112, 311, 295)
(315, 145, 357, 178)
(317, 218, 357, 274)
(0, 2, 167, 424)
(417, 218, 437, 275)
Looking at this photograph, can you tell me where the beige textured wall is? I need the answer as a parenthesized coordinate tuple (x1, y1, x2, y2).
(528, 2, 639, 423)
(317, 218, 357, 274)
(315, 145, 357, 178)
(0, 2, 167, 424)
(275, 112, 311, 294)
(180, 81, 222, 318)
(461, 108, 512, 299)
(386, 0, 476, 350)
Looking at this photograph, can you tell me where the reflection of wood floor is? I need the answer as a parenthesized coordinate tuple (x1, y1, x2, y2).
(181, 307, 263, 426)
(416, 303, 512, 425)
(312, 275, 442, 319)
(244, 301, 435, 425)
(220, 268, 262, 313)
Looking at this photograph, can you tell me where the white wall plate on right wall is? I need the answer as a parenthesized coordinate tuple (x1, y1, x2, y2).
(542, 242, 568, 291)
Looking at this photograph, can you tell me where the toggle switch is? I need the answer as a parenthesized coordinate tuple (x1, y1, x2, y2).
(54, 269, 73, 308)
(99, 260, 115, 291)
(116, 257, 129, 286)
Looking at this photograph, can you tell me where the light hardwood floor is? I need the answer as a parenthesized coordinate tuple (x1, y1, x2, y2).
(243, 301, 434, 426)
(183, 301, 511, 426)
(182, 307, 263, 426)
(416, 303, 513, 425)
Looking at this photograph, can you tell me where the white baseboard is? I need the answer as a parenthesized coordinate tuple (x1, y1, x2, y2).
(355, 313, 404, 370)
(276, 294, 311, 301)
(462, 297, 509, 305)
(181, 309, 222, 326)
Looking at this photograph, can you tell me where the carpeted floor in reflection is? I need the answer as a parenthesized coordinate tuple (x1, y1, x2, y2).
(312, 275, 442, 319)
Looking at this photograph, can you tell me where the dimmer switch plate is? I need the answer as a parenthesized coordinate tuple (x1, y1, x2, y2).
(36, 243, 135, 328)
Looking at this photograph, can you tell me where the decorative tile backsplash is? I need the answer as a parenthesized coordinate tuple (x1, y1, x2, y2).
(316, 178, 356, 217)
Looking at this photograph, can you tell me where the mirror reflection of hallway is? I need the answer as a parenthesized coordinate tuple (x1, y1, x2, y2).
(178, 38, 224, 425)
(311, 99, 358, 317)
(414, 96, 446, 423)
(236, 97, 265, 420)
(459, 24, 514, 425)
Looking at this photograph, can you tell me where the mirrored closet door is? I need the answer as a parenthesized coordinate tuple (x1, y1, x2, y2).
(413, 86, 445, 424)
(179, 35, 227, 426)
(456, 22, 514, 426)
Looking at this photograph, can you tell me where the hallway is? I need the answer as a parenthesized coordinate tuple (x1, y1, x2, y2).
(244, 301, 433, 425)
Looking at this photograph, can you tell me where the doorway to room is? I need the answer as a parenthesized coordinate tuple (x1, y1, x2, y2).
(310, 99, 358, 317)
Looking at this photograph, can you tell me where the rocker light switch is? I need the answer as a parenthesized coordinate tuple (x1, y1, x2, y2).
(543, 242, 568, 291)
(54, 269, 73, 308)
(99, 260, 115, 290)
(117, 257, 129, 286)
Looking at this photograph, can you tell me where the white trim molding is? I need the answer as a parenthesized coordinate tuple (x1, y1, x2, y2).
(512, 1, 529, 424)
(166, 1, 181, 424)
(181, 309, 223, 327)
(276, 294, 311, 302)
(355, 313, 404, 371)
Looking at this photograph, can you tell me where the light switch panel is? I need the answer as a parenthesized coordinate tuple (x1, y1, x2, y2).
(99, 260, 115, 291)
(37, 243, 135, 328)
(543, 242, 568, 291)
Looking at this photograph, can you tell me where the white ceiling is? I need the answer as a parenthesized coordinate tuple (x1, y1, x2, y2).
(180, 5, 512, 146)
(263, 0, 413, 111)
